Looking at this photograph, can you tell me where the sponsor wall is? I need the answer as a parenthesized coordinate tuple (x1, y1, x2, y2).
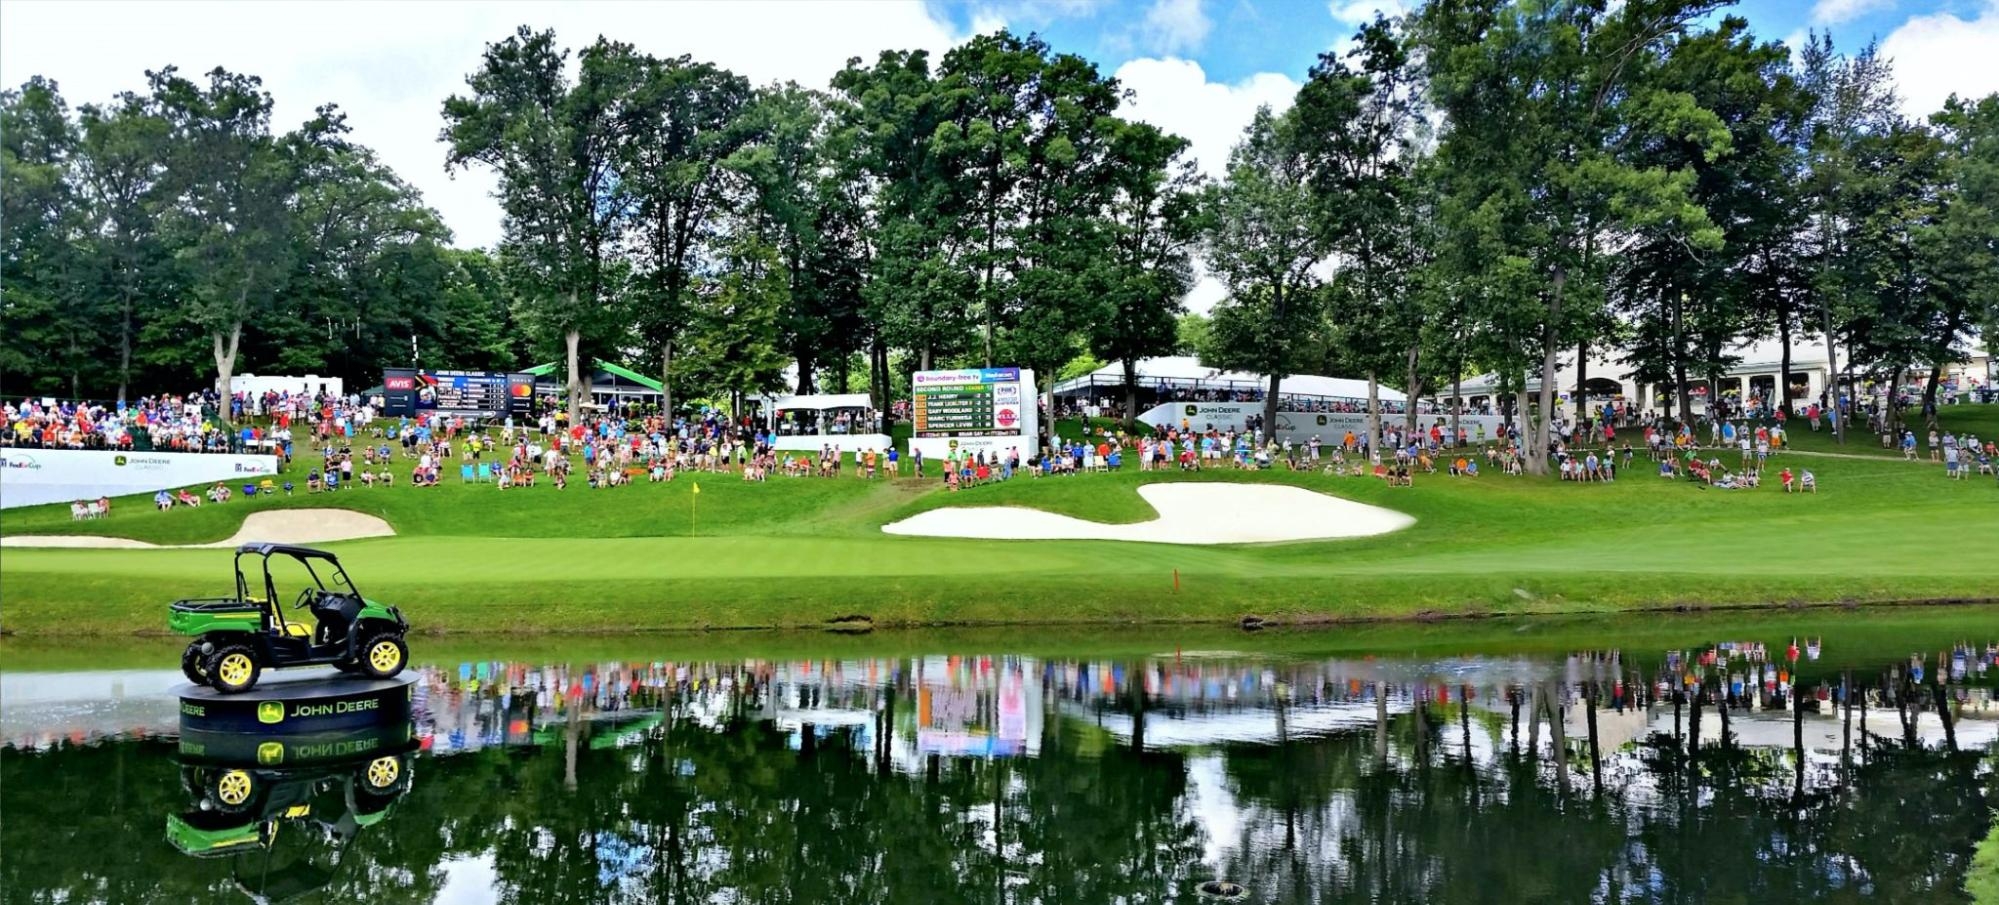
(908, 368, 1040, 460)
(769, 433, 893, 454)
(0, 449, 281, 510)
(1135, 402, 1509, 444)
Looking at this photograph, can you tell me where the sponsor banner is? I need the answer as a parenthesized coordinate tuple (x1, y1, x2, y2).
(178, 677, 414, 736)
(1271, 412, 1511, 444)
(1137, 402, 1256, 433)
(768, 433, 893, 454)
(1133, 403, 1511, 444)
(0, 449, 280, 510)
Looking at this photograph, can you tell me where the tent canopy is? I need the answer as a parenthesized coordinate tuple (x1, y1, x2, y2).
(770, 393, 873, 412)
(524, 359, 664, 395)
(1052, 356, 1405, 402)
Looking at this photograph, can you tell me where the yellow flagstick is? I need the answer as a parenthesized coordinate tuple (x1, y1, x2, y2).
(691, 481, 700, 537)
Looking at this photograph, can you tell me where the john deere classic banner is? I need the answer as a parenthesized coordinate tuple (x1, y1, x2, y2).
(178, 677, 413, 735)
(0, 448, 279, 509)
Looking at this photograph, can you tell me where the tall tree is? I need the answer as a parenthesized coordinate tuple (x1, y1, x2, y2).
(444, 28, 640, 426)
(1417, 0, 1727, 473)
(1088, 120, 1202, 430)
(150, 66, 304, 417)
(623, 52, 752, 418)
(72, 91, 169, 403)
(1796, 34, 1900, 442)
(0, 77, 94, 398)
(1293, 14, 1428, 444)
(1201, 107, 1328, 436)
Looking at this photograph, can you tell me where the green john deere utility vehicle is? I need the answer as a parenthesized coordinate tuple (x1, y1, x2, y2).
(171, 543, 409, 693)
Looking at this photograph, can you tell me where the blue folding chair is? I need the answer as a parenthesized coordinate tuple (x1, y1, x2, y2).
(460, 464, 475, 482)
(476, 463, 492, 482)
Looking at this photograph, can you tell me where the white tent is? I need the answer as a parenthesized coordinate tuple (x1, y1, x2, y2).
(1052, 356, 1405, 402)
(770, 393, 873, 412)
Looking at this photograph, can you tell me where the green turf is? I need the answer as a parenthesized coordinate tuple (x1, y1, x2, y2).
(3, 406, 1996, 636)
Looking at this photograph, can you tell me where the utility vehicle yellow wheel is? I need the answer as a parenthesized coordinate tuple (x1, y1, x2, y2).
(364, 756, 400, 790)
(216, 770, 254, 807)
(205, 644, 261, 693)
(362, 634, 406, 678)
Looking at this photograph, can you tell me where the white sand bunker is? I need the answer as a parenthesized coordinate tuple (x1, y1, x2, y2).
(883, 482, 1413, 545)
(2, 508, 396, 550)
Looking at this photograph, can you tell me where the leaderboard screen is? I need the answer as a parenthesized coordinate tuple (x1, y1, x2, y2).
(912, 368, 1026, 439)
(381, 368, 534, 418)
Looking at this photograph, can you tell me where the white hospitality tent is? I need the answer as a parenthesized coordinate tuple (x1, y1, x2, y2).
(765, 392, 889, 453)
(1051, 356, 1407, 405)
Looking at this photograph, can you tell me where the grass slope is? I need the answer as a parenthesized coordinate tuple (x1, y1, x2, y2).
(3, 408, 1997, 635)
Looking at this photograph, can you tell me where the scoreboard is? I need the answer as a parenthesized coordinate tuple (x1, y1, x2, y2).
(381, 368, 534, 419)
(909, 367, 1038, 459)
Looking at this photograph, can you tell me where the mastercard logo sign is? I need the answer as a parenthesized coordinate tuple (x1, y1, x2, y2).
(510, 383, 533, 398)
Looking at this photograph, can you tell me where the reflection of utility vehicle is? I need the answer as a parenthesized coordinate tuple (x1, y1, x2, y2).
(167, 730, 416, 904)
(170, 544, 409, 693)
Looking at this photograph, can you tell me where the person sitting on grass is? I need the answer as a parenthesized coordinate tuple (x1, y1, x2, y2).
(282, 480, 295, 496)
(1464, 458, 1479, 478)
(1780, 466, 1795, 492)
(1799, 469, 1817, 493)
(155, 489, 173, 511)
(1659, 457, 1677, 479)
(378, 469, 393, 487)
(177, 488, 202, 507)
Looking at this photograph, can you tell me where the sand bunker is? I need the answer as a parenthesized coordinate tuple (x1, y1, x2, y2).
(882, 482, 1413, 545)
(1, 509, 396, 550)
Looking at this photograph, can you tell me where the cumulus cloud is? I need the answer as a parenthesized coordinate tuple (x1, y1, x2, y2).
(1139, 0, 1214, 55)
(1113, 56, 1299, 181)
(1881, 1, 1999, 118)
(0, 0, 973, 250)
(1114, 57, 1299, 314)
(1810, 0, 1895, 26)
(1329, 0, 1410, 27)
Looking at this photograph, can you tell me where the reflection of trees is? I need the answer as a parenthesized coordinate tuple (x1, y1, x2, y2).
(3, 666, 1994, 905)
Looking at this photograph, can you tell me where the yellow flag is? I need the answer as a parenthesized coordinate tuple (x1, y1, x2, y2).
(692, 482, 701, 495)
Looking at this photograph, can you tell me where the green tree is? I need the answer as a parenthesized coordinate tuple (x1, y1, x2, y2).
(0, 77, 96, 398)
(149, 66, 304, 417)
(443, 27, 641, 426)
(624, 51, 752, 417)
(1416, 0, 1726, 473)
(1200, 107, 1328, 435)
(1088, 120, 1202, 429)
(1293, 14, 1429, 443)
(72, 90, 170, 402)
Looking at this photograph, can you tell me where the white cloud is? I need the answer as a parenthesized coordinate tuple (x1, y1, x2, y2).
(1810, 0, 1895, 26)
(1880, 1, 1999, 117)
(1114, 57, 1298, 315)
(1113, 57, 1299, 182)
(1139, 0, 1213, 55)
(1329, 0, 1410, 27)
(0, 0, 973, 250)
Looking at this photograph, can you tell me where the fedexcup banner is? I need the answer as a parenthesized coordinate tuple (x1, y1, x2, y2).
(909, 367, 1038, 460)
(0, 449, 280, 510)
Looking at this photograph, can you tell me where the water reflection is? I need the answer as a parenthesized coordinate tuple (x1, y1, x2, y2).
(2, 638, 1994, 903)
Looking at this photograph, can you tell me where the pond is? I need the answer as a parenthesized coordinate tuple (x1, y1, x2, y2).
(3, 609, 1996, 904)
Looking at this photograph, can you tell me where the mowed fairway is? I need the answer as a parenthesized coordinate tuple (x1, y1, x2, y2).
(4, 416, 1997, 635)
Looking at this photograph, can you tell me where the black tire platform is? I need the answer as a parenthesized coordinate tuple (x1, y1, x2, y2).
(176, 672, 415, 735)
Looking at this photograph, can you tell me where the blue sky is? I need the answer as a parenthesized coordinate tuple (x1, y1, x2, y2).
(924, 0, 1996, 91)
